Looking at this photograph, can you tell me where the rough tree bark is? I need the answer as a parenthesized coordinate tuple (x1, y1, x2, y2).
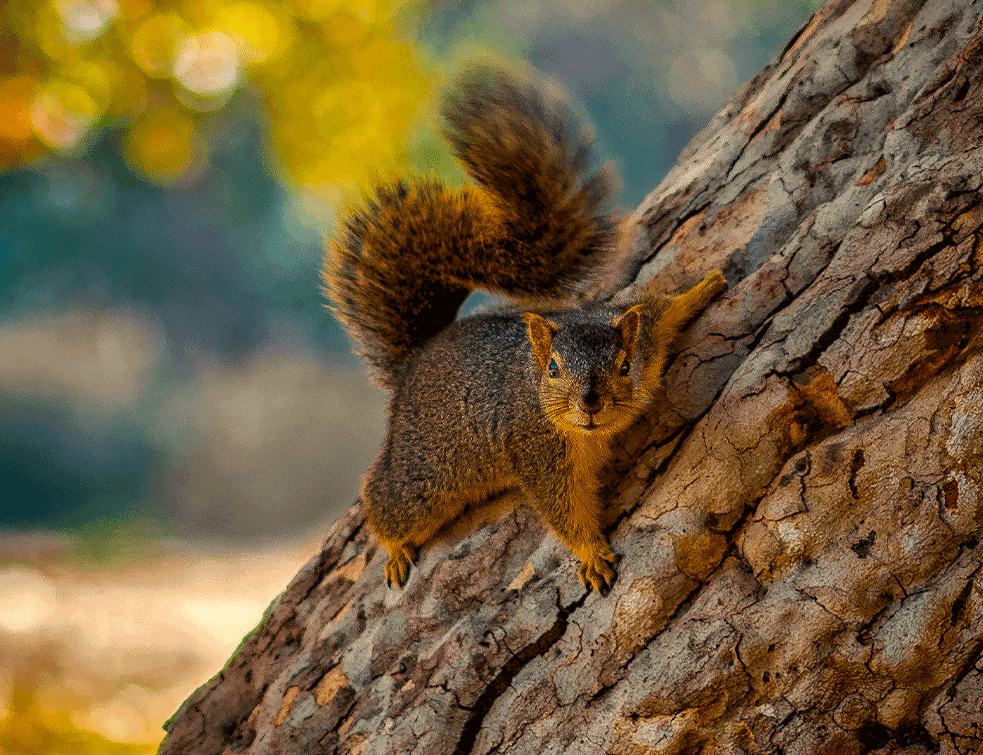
(160, 0, 983, 752)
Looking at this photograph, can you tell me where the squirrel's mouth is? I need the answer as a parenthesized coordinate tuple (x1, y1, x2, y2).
(568, 410, 604, 432)
(566, 403, 639, 435)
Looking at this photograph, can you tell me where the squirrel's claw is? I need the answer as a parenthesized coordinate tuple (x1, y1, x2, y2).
(578, 549, 618, 596)
(385, 555, 410, 588)
(384, 544, 417, 589)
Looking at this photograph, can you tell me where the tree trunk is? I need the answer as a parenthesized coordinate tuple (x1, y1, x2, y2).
(160, 1, 983, 752)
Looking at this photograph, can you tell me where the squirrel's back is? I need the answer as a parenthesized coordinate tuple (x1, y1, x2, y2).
(323, 65, 621, 391)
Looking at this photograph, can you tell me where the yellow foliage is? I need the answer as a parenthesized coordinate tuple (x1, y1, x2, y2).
(0, 0, 435, 190)
(0, 689, 158, 755)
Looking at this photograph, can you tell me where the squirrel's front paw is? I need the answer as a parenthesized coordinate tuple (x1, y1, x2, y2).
(578, 547, 618, 596)
(699, 269, 727, 299)
(384, 543, 417, 588)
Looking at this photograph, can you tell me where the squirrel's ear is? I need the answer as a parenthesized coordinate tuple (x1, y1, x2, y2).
(523, 312, 557, 372)
(614, 305, 642, 363)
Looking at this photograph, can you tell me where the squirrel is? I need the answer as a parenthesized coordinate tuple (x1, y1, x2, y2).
(323, 64, 726, 595)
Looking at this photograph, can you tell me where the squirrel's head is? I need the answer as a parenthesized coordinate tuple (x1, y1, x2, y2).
(524, 306, 647, 436)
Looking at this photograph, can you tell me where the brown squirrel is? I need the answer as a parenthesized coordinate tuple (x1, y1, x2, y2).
(323, 64, 725, 595)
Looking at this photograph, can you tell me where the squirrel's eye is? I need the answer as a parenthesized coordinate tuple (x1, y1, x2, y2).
(620, 359, 631, 376)
(547, 359, 560, 377)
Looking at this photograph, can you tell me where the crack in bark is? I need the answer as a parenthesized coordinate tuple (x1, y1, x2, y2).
(591, 576, 709, 693)
(450, 591, 587, 755)
(640, 197, 714, 267)
(782, 275, 880, 376)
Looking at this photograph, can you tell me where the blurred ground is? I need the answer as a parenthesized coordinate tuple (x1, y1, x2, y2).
(0, 308, 379, 752)
(0, 530, 322, 748)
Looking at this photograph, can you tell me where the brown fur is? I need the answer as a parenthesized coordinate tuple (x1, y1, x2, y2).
(323, 63, 726, 593)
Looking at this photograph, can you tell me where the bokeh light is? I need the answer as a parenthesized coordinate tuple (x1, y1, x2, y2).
(30, 79, 101, 152)
(56, 0, 120, 45)
(173, 31, 239, 101)
(221, 2, 287, 65)
(1, 0, 431, 189)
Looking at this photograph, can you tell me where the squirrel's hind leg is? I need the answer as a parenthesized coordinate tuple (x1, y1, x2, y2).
(363, 487, 468, 589)
(382, 541, 417, 588)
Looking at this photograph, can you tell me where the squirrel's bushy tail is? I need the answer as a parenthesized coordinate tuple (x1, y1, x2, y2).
(324, 64, 620, 391)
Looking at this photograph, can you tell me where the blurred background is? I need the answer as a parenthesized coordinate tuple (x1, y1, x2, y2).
(0, 0, 820, 751)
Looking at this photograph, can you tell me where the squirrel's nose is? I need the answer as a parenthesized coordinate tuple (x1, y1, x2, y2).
(580, 386, 603, 414)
